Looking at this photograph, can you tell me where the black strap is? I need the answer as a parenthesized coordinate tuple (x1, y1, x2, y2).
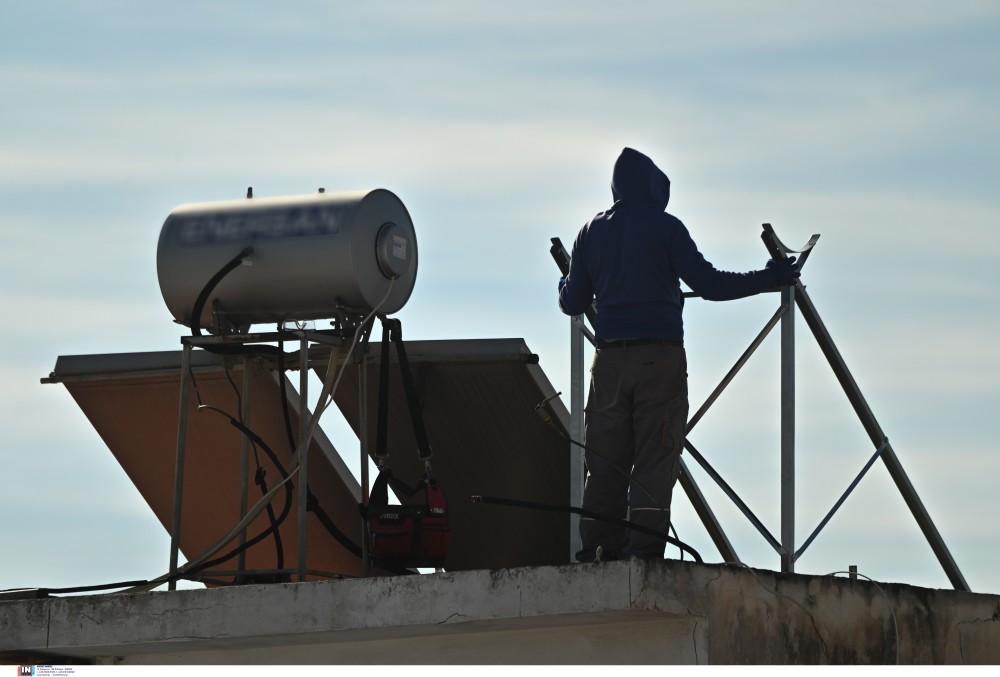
(391, 321, 433, 462)
(374, 321, 392, 461)
(367, 467, 428, 512)
(369, 466, 392, 508)
(374, 317, 433, 463)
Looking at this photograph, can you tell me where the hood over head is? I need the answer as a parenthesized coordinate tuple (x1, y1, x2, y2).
(611, 147, 670, 211)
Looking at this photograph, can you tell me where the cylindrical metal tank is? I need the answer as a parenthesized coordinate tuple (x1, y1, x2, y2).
(157, 188, 417, 331)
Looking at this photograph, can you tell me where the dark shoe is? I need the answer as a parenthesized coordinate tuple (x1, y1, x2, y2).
(576, 546, 621, 563)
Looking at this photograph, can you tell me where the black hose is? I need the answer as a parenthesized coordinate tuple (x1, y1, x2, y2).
(184, 251, 294, 572)
(186, 253, 398, 573)
(258, 469, 285, 569)
(37, 580, 150, 595)
(188, 246, 285, 357)
(221, 361, 285, 570)
(190, 247, 252, 336)
(182, 409, 295, 577)
(472, 494, 703, 563)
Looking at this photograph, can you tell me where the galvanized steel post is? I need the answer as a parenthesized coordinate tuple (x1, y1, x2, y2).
(237, 356, 252, 576)
(168, 341, 193, 591)
(569, 315, 586, 561)
(296, 335, 310, 581)
(780, 284, 796, 573)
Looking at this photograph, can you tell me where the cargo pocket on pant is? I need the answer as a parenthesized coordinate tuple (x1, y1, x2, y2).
(659, 400, 688, 451)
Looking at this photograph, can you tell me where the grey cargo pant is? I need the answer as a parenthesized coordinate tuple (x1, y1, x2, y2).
(578, 342, 687, 561)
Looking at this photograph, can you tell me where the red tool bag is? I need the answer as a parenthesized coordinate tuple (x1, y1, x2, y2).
(364, 317, 450, 569)
(367, 467, 449, 568)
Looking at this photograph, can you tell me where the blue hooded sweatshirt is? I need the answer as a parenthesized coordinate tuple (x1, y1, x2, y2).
(559, 147, 776, 342)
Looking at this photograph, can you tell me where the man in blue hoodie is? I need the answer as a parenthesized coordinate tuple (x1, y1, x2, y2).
(559, 147, 798, 562)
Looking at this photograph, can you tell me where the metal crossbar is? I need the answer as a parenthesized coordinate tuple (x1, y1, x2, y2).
(794, 439, 889, 562)
(683, 441, 785, 556)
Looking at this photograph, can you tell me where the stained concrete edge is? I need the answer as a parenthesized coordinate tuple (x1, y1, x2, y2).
(3, 559, 999, 664)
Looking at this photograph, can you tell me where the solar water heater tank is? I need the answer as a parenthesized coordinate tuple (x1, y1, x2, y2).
(157, 189, 417, 331)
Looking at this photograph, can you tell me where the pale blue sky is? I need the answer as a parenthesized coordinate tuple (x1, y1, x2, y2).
(2, 1, 998, 594)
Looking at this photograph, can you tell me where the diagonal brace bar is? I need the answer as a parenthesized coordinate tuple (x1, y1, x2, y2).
(793, 438, 889, 562)
(678, 457, 740, 564)
(687, 302, 788, 434)
(794, 282, 970, 591)
(684, 441, 785, 556)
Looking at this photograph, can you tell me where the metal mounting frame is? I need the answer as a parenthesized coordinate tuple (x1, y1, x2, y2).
(562, 225, 969, 591)
(168, 327, 352, 589)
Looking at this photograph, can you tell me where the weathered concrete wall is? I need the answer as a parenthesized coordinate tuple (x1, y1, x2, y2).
(633, 563, 1000, 664)
(2, 560, 998, 664)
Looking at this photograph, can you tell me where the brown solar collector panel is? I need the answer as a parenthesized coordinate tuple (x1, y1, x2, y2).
(43, 338, 572, 579)
(320, 338, 572, 571)
(43, 350, 366, 582)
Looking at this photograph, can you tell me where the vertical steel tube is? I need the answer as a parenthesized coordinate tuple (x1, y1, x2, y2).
(168, 342, 193, 591)
(237, 356, 252, 577)
(780, 285, 796, 573)
(569, 315, 586, 561)
(296, 335, 310, 581)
